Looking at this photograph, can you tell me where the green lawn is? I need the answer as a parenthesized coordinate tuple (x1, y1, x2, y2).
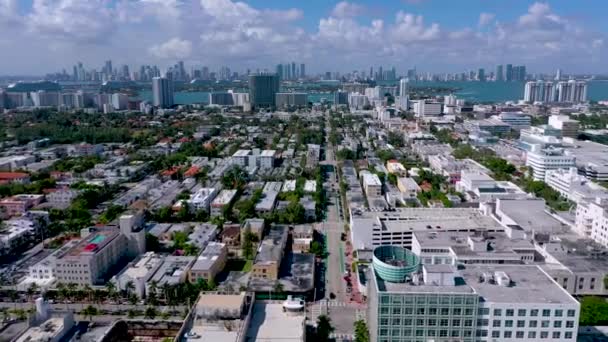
(226, 259, 253, 272)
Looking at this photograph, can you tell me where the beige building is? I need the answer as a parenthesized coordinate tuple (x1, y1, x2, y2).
(386, 160, 407, 176)
(252, 226, 288, 280)
(54, 228, 128, 286)
(189, 242, 228, 283)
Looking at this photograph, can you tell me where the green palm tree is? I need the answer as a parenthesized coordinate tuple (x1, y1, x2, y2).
(66, 283, 78, 301)
(161, 283, 172, 304)
(26, 283, 38, 301)
(144, 307, 158, 320)
(82, 284, 93, 302)
(105, 282, 117, 301)
(127, 309, 137, 319)
(125, 281, 135, 298)
(82, 305, 98, 321)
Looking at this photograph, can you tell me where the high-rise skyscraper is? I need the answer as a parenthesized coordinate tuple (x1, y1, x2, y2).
(555, 68, 562, 81)
(284, 63, 291, 80)
(300, 63, 305, 78)
(505, 64, 513, 82)
(276, 64, 284, 80)
(399, 78, 409, 110)
(524, 81, 555, 103)
(495, 65, 504, 81)
(291, 62, 296, 79)
(477, 68, 486, 82)
(152, 77, 174, 108)
(399, 78, 409, 98)
(104, 60, 113, 75)
(249, 73, 280, 109)
(556, 80, 587, 103)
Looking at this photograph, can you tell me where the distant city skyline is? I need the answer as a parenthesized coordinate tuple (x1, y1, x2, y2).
(0, 0, 606, 75)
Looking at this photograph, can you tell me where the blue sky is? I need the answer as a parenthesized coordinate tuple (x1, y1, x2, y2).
(0, 0, 606, 75)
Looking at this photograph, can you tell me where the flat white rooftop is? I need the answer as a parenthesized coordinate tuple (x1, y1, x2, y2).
(245, 303, 305, 341)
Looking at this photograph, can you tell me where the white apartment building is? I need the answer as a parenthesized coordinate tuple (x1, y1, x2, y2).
(232, 150, 251, 167)
(545, 168, 608, 204)
(525, 146, 576, 181)
(231, 149, 275, 169)
(113, 252, 164, 298)
(348, 93, 369, 110)
(413, 100, 442, 118)
(555, 80, 587, 103)
(575, 198, 608, 246)
(46, 188, 80, 207)
(259, 150, 276, 169)
(456, 171, 527, 202)
(186, 188, 218, 212)
(524, 80, 556, 103)
(210, 190, 238, 217)
(361, 171, 382, 197)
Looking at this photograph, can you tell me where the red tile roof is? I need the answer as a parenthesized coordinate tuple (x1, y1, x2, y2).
(0, 172, 29, 180)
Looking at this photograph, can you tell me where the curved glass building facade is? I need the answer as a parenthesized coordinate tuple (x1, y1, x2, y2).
(372, 245, 420, 283)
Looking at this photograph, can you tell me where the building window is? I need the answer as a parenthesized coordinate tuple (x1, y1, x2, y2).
(542, 309, 551, 317)
(392, 318, 401, 325)
(493, 309, 502, 316)
(531, 309, 539, 317)
(491, 331, 500, 338)
(528, 331, 537, 339)
(529, 320, 538, 328)
(565, 332, 573, 339)
(517, 309, 526, 316)
(554, 321, 562, 328)
(404, 307, 413, 315)
(440, 319, 449, 327)
(504, 331, 512, 338)
(540, 331, 548, 339)
(492, 320, 501, 327)
(555, 309, 563, 317)
(428, 319, 436, 326)
(429, 308, 437, 315)
(566, 321, 574, 328)
(441, 308, 449, 315)
(567, 309, 576, 317)
(541, 320, 550, 328)
(416, 319, 424, 326)
(416, 308, 425, 315)
(464, 320, 473, 327)
(479, 308, 489, 315)
(552, 332, 561, 339)
(516, 331, 524, 339)
(452, 319, 461, 327)
(517, 320, 525, 328)
(505, 320, 513, 328)
(506, 309, 514, 316)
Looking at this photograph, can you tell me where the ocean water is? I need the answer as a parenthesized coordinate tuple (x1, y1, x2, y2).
(137, 80, 608, 105)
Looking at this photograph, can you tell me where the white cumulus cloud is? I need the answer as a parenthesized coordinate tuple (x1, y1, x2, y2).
(149, 38, 193, 59)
